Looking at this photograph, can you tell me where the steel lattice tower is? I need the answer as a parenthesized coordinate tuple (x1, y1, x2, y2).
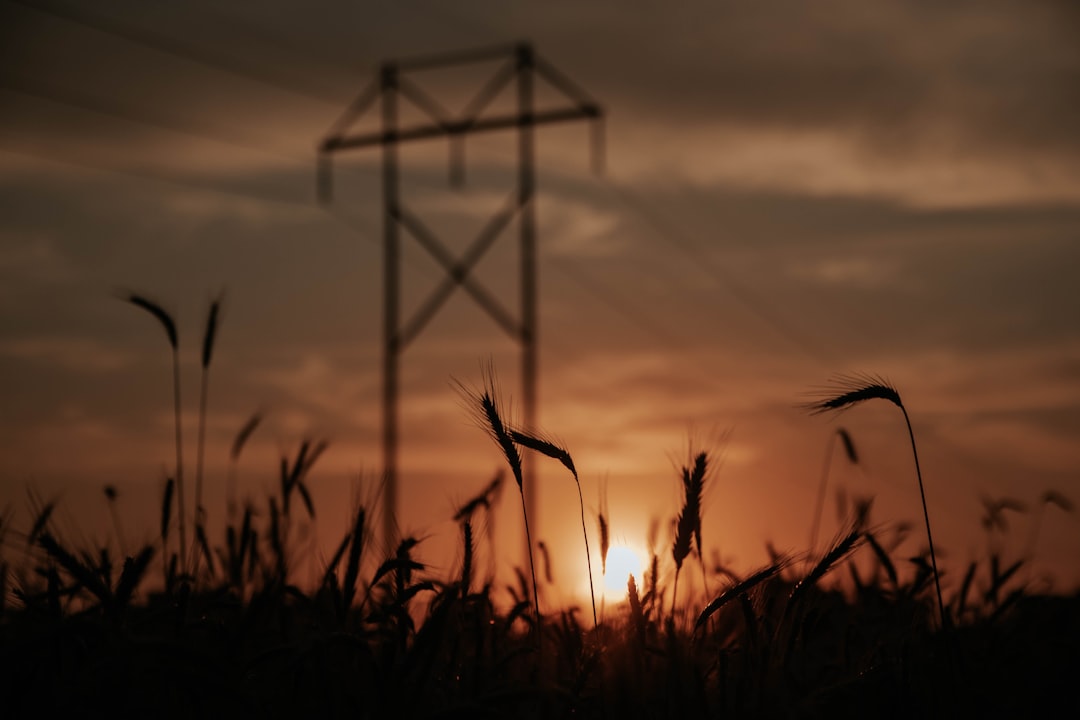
(318, 42, 603, 553)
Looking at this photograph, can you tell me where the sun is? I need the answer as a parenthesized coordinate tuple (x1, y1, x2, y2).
(602, 544, 647, 599)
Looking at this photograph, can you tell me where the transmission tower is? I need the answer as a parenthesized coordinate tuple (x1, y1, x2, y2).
(317, 42, 603, 552)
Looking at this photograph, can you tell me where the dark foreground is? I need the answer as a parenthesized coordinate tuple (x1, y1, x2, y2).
(2, 553, 1077, 719)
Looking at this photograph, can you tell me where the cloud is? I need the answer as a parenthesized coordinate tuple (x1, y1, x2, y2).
(564, 0, 1080, 153)
(252, 350, 378, 420)
(607, 123, 1080, 208)
(159, 191, 314, 226)
(0, 336, 135, 373)
(7, 0, 1078, 210)
(0, 231, 79, 302)
(789, 256, 901, 290)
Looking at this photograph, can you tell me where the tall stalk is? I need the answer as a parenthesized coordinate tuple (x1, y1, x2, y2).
(458, 372, 541, 636)
(170, 335, 185, 574)
(193, 294, 223, 575)
(509, 428, 598, 628)
(103, 485, 127, 556)
(598, 481, 610, 624)
(671, 452, 706, 623)
(808, 427, 859, 559)
(126, 293, 186, 574)
(805, 375, 946, 628)
(227, 411, 263, 522)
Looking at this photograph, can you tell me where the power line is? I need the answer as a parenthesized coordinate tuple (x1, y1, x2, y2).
(598, 180, 839, 369)
(365, 0, 839, 366)
(0, 72, 671, 366)
(545, 256, 683, 348)
(8, 0, 820, 371)
(3, 0, 858, 386)
(7, 0, 353, 108)
(0, 73, 311, 168)
(0, 79, 394, 253)
(318, 43, 604, 557)
(2, 82, 758, 404)
(0, 140, 312, 216)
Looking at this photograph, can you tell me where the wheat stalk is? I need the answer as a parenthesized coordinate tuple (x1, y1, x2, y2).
(460, 518, 473, 597)
(192, 292, 224, 573)
(671, 451, 706, 620)
(804, 373, 946, 628)
(124, 291, 186, 574)
(596, 477, 610, 624)
(627, 573, 646, 648)
(102, 485, 127, 556)
(808, 427, 859, 558)
(192, 292, 224, 577)
(790, 524, 864, 609)
(159, 476, 174, 588)
(597, 477, 610, 577)
(455, 368, 540, 635)
(453, 471, 503, 586)
(695, 560, 785, 634)
(226, 410, 263, 522)
(509, 427, 599, 628)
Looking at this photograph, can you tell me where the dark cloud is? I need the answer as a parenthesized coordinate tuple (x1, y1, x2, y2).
(5, 0, 1078, 180)
(525, 0, 1080, 159)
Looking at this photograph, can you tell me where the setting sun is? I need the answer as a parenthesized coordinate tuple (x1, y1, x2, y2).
(602, 545, 647, 599)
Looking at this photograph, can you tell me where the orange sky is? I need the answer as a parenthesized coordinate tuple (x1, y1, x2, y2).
(2, 0, 1079, 599)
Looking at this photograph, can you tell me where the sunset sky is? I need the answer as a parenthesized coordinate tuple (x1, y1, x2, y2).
(2, 0, 1079, 597)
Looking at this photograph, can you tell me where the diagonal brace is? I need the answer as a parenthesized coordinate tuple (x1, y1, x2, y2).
(395, 195, 522, 350)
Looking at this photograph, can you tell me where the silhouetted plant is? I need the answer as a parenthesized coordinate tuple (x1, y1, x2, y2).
(5, 349, 1080, 719)
(102, 485, 127, 556)
(457, 369, 541, 635)
(192, 292, 224, 574)
(808, 427, 859, 557)
(672, 451, 707, 620)
(227, 411, 263, 521)
(805, 374, 947, 628)
(124, 292, 187, 573)
(597, 478, 610, 622)
(510, 427, 599, 628)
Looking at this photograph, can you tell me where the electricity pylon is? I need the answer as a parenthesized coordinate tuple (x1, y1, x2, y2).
(318, 43, 603, 553)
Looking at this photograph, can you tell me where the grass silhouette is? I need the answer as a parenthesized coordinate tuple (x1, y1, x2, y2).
(0, 310, 1077, 717)
(808, 427, 859, 558)
(2, 426, 1078, 718)
(804, 373, 948, 628)
(123, 291, 187, 573)
(192, 292, 224, 576)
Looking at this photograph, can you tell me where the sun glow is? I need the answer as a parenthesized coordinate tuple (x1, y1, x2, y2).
(601, 545, 647, 600)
